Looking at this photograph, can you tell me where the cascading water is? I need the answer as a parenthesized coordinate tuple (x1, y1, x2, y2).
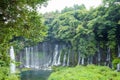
(67, 53, 70, 66)
(19, 43, 65, 69)
(90, 56, 93, 64)
(52, 44, 59, 66)
(118, 45, 120, 57)
(106, 47, 111, 67)
(31, 47, 34, 68)
(18, 42, 119, 70)
(25, 47, 30, 68)
(10, 46, 16, 73)
(63, 53, 67, 66)
(18, 43, 118, 71)
(98, 53, 101, 65)
(107, 48, 110, 61)
(87, 57, 90, 64)
(42, 43, 46, 67)
(97, 46, 101, 65)
(87, 56, 93, 65)
(57, 52, 61, 65)
(78, 52, 81, 65)
(19, 52, 22, 68)
(117, 45, 120, 71)
(81, 57, 84, 65)
(117, 64, 120, 71)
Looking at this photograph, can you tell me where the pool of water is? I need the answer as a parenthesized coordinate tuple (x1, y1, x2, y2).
(21, 70, 52, 80)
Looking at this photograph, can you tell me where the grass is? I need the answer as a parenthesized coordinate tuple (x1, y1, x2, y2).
(48, 65, 120, 80)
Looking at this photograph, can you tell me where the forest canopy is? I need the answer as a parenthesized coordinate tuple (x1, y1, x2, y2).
(43, 0, 120, 65)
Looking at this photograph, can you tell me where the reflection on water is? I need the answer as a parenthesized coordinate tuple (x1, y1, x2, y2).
(21, 70, 52, 80)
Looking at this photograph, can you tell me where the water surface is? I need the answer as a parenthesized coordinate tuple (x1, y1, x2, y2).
(21, 70, 52, 80)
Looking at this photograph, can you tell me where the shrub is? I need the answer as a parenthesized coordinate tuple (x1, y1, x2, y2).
(48, 65, 120, 80)
(112, 58, 120, 69)
(0, 67, 19, 80)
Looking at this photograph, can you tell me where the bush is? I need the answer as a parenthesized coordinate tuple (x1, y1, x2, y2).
(6, 74, 19, 80)
(112, 58, 120, 69)
(0, 67, 19, 80)
(48, 65, 120, 80)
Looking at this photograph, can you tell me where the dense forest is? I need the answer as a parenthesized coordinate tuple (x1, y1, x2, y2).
(43, 0, 120, 67)
(0, 0, 120, 80)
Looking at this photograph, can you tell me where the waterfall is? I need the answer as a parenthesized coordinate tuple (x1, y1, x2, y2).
(19, 52, 23, 68)
(117, 64, 120, 71)
(67, 53, 69, 66)
(90, 56, 93, 64)
(118, 45, 120, 57)
(107, 48, 110, 61)
(25, 47, 30, 68)
(87, 57, 90, 64)
(48, 57, 52, 66)
(52, 44, 59, 66)
(63, 53, 67, 66)
(106, 47, 111, 67)
(19, 42, 118, 69)
(57, 52, 61, 65)
(98, 46, 101, 65)
(87, 56, 93, 64)
(30, 47, 34, 68)
(10, 46, 16, 73)
(42, 43, 46, 67)
(18, 41, 120, 69)
(81, 57, 84, 65)
(19, 43, 66, 69)
(35, 46, 39, 69)
(78, 52, 81, 65)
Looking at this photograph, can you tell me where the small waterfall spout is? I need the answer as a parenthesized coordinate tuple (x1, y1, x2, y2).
(106, 47, 111, 67)
(63, 53, 67, 66)
(117, 63, 120, 72)
(67, 53, 70, 66)
(25, 47, 30, 68)
(57, 52, 61, 65)
(52, 45, 59, 66)
(81, 57, 84, 65)
(97, 46, 101, 65)
(10, 46, 16, 73)
(118, 45, 120, 57)
(106, 48, 110, 61)
(78, 52, 81, 65)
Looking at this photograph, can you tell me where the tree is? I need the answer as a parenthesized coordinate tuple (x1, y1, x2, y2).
(44, 2, 120, 66)
(0, 0, 48, 68)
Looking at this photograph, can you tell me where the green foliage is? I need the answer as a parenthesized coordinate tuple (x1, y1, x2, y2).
(0, 0, 48, 79)
(44, 1, 120, 63)
(48, 65, 120, 80)
(61, 4, 86, 13)
(112, 58, 120, 69)
(0, 67, 19, 80)
(45, 5, 97, 58)
(0, 0, 48, 67)
(6, 74, 19, 80)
